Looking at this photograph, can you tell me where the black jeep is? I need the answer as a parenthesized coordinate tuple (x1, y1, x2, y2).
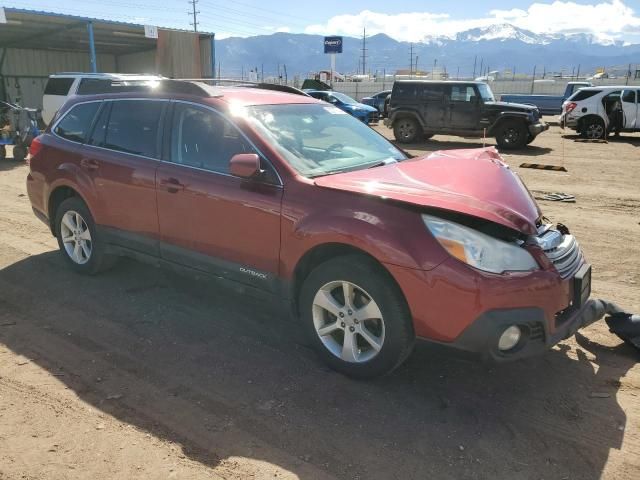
(385, 80, 549, 149)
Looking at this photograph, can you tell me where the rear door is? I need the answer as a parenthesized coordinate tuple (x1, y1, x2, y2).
(421, 84, 447, 130)
(446, 84, 481, 130)
(155, 102, 283, 290)
(82, 99, 166, 254)
(621, 89, 638, 129)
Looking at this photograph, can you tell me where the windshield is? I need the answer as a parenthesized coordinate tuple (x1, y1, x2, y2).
(477, 83, 495, 102)
(330, 92, 357, 105)
(246, 103, 406, 177)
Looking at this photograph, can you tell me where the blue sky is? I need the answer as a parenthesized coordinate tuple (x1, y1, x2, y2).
(3, 0, 640, 43)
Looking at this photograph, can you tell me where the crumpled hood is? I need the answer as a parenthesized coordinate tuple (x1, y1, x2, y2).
(314, 148, 542, 235)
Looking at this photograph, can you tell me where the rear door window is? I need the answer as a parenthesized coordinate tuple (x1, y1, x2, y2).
(54, 102, 101, 143)
(103, 100, 165, 158)
(622, 90, 637, 103)
(44, 77, 75, 96)
(570, 90, 601, 101)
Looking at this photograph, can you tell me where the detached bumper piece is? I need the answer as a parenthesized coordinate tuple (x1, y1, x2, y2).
(606, 310, 640, 350)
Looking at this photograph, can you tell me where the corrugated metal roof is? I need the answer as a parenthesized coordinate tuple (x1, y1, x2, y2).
(0, 8, 213, 56)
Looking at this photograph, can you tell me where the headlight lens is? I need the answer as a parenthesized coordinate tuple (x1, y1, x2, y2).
(422, 214, 539, 274)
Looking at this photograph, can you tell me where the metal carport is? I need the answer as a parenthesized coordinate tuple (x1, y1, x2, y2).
(0, 8, 215, 108)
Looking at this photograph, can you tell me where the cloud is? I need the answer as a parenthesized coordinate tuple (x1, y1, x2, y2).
(275, 26, 291, 33)
(304, 1, 640, 42)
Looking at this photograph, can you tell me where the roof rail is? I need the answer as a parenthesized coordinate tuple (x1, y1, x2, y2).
(177, 78, 310, 97)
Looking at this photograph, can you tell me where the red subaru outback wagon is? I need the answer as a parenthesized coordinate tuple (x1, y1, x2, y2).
(27, 80, 599, 378)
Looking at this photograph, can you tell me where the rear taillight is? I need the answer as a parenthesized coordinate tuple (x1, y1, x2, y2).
(565, 102, 577, 113)
(29, 136, 43, 158)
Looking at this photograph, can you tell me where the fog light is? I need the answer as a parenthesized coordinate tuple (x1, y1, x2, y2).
(498, 326, 522, 351)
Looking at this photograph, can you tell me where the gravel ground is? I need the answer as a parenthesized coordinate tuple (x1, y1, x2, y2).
(0, 122, 639, 480)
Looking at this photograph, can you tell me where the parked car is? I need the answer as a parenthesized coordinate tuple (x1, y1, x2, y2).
(500, 82, 592, 115)
(42, 72, 164, 125)
(306, 90, 378, 123)
(27, 80, 600, 378)
(361, 90, 392, 114)
(560, 86, 640, 139)
(385, 80, 549, 149)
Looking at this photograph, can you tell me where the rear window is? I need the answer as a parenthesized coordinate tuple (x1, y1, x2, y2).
(54, 102, 101, 143)
(44, 77, 74, 96)
(103, 100, 164, 158)
(393, 84, 418, 98)
(569, 90, 601, 101)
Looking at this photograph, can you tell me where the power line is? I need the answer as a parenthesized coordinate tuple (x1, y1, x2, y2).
(188, 0, 199, 32)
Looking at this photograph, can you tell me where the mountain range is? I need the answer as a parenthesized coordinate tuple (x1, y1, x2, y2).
(216, 23, 640, 78)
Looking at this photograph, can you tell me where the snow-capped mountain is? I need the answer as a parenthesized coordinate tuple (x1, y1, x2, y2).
(216, 24, 640, 78)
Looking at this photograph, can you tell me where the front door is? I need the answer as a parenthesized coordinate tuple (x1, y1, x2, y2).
(446, 85, 481, 130)
(621, 89, 638, 129)
(156, 102, 283, 291)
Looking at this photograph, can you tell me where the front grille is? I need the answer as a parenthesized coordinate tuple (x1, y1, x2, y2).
(535, 227, 584, 279)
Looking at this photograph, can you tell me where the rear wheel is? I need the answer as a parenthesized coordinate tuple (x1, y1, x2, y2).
(12, 145, 27, 162)
(580, 117, 605, 139)
(54, 197, 115, 275)
(299, 255, 415, 379)
(0, 145, 6, 160)
(393, 117, 422, 143)
(495, 121, 528, 149)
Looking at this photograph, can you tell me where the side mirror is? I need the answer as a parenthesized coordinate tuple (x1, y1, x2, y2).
(229, 153, 260, 179)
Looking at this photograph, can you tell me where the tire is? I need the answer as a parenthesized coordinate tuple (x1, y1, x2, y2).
(0, 145, 6, 160)
(495, 121, 528, 149)
(12, 145, 27, 162)
(299, 254, 415, 379)
(393, 117, 422, 144)
(54, 197, 115, 275)
(424, 134, 434, 140)
(580, 117, 605, 139)
(526, 134, 535, 145)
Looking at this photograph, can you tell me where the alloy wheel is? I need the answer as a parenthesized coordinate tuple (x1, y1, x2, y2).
(503, 127, 521, 145)
(585, 123, 604, 139)
(60, 210, 92, 265)
(398, 121, 415, 140)
(312, 280, 385, 363)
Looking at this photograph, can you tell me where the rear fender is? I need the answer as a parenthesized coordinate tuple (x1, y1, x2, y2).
(389, 109, 425, 128)
(46, 163, 99, 223)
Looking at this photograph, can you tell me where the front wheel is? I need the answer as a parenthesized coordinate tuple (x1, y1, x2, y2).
(12, 145, 27, 162)
(299, 255, 415, 379)
(393, 117, 422, 143)
(54, 197, 115, 275)
(495, 121, 528, 149)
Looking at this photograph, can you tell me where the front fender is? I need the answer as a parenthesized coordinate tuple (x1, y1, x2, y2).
(488, 112, 531, 134)
(281, 201, 448, 280)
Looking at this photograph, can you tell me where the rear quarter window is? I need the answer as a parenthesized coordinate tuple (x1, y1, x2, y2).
(54, 102, 101, 143)
(569, 90, 601, 101)
(44, 78, 75, 96)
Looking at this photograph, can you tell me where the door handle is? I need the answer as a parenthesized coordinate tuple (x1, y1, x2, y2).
(160, 177, 185, 193)
(80, 158, 99, 171)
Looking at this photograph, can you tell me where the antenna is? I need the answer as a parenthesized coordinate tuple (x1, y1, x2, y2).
(188, 0, 199, 32)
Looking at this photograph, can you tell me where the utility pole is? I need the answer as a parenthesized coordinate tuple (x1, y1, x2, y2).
(472, 55, 477, 79)
(188, 0, 199, 32)
(409, 43, 414, 76)
(361, 27, 367, 76)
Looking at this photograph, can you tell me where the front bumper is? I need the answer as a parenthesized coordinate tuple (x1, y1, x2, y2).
(385, 254, 599, 361)
(529, 121, 549, 136)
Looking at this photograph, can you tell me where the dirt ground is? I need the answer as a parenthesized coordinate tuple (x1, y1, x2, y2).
(0, 122, 639, 480)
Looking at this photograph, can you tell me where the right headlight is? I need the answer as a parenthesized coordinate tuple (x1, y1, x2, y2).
(422, 214, 539, 274)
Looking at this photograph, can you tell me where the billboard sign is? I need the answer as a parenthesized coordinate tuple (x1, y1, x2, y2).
(324, 36, 343, 54)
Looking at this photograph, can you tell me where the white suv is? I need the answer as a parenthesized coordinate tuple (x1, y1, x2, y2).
(560, 86, 639, 139)
(42, 73, 164, 125)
